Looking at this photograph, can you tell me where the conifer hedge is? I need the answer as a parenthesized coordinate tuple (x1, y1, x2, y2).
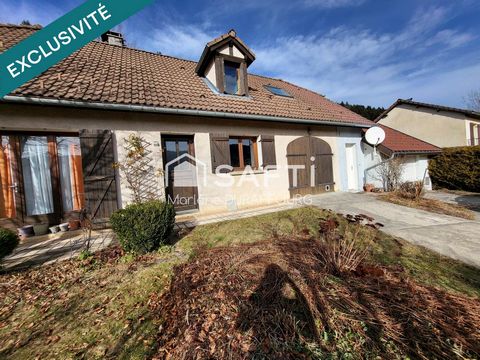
(428, 146, 480, 192)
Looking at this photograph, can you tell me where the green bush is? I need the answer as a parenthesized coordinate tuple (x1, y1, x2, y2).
(0, 227, 19, 260)
(110, 200, 176, 254)
(428, 146, 480, 192)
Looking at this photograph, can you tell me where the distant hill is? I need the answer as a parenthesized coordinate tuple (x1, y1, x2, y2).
(340, 102, 385, 121)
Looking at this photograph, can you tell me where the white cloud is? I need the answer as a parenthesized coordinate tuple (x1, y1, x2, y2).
(426, 29, 475, 49)
(0, 0, 64, 26)
(248, 6, 477, 107)
(128, 5, 476, 108)
(302, 0, 366, 9)
(136, 24, 217, 60)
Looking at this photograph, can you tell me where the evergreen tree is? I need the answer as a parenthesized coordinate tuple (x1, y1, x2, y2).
(339, 101, 385, 121)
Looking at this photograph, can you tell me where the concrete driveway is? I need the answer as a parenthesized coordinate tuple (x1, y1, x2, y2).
(310, 192, 480, 268)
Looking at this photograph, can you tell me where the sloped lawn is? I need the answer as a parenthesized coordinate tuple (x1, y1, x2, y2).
(1, 207, 479, 359)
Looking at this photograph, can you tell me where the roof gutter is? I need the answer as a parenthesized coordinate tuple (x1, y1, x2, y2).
(1, 95, 371, 129)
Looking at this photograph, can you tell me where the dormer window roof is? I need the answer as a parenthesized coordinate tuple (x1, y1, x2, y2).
(195, 29, 255, 96)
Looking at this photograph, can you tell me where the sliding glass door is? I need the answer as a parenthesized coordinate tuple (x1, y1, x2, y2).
(0, 132, 85, 226)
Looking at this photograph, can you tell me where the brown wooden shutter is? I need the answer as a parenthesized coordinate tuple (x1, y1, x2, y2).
(470, 123, 476, 146)
(210, 133, 231, 173)
(214, 57, 225, 93)
(239, 62, 248, 96)
(260, 135, 277, 169)
(79, 130, 118, 222)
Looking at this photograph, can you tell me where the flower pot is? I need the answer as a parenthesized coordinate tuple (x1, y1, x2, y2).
(363, 183, 375, 192)
(49, 225, 60, 234)
(68, 220, 81, 231)
(18, 225, 34, 239)
(59, 223, 70, 232)
(33, 223, 49, 236)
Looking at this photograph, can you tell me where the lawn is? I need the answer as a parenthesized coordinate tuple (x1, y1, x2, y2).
(1, 207, 479, 359)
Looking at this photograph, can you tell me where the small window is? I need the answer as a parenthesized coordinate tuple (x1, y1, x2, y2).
(224, 61, 240, 94)
(264, 85, 292, 97)
(228, 137, 258, 170)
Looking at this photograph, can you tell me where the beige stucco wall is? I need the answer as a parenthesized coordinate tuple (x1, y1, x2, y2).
(377, 104, 479, 148)
(0, 103, 354, 215)
(205, 61, 216, 87)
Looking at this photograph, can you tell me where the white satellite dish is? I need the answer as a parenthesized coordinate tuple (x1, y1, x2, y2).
(365, 126, 386, 146)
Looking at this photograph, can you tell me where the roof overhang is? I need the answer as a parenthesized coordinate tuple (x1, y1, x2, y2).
(375, 98, 480, 122)
(1, 95, 371, 129)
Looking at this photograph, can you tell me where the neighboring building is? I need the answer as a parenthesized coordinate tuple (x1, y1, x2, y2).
(363, 125, 441, 190)
(375, 99, 480, 148)
(0, 25, 373, 230)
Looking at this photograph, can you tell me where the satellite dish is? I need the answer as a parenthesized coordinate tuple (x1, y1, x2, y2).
(365, 126, 386, 146)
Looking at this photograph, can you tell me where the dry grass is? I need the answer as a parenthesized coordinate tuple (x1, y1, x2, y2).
(1, 207, 480, 359)
(380, 192, 475, 220)
(151, 230, 480, 359)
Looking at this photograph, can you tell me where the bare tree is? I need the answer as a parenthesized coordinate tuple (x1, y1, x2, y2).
(465, 89, 480, 111)
(374, 157, 405, 192)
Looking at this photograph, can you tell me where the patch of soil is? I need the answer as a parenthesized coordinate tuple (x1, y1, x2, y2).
(150, 236, 480, 359)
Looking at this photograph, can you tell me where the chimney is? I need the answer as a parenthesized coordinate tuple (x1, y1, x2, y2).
(101, 31, 125, 47)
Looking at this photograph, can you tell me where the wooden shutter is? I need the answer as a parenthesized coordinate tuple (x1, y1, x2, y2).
(79, 130, 118, 222)
(260, 135, 277, 169)
(477, 124, 480, 146)
(214, 57, 225, 93)
(239, 62, 248, 96)
(470, 123, 476, 146)
(210, 133, 231, 173)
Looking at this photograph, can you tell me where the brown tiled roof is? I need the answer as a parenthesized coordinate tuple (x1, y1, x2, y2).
(0, 24, 372, 126)
(371, 125, 441, 155)
(375, 98, 480, 122)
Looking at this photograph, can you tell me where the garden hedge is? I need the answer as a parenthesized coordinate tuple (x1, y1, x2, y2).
(428, 146, 480, 192)
(110, 200, 176, 254)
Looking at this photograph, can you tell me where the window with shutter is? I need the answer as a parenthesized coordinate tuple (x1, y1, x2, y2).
(260, 135, 277, 169)
(79, 130, 118, 222)
(210, 133, 231, 173)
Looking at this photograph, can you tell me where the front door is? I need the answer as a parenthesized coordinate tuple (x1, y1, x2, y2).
(0, 133, 85, 228)
(345, 143, 358, 191)
(162, 136, 199, 212)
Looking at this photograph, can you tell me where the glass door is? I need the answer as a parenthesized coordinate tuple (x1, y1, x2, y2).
(162, 136, 198, 212)
(0, 133, 86, 226)
(20, 136, 55, 216)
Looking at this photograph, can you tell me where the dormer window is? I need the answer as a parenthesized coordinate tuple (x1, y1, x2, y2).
(224, 61, 240, 95)
(195, 29, 256, 97)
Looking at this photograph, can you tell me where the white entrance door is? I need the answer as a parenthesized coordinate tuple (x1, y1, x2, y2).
(345, 144, 358, 191)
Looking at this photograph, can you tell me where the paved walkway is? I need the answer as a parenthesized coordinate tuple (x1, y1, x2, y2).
(424, 190, 480, 219)
(1, 202, 299, 271)
(309, 192, 480, 268)
(4, 192, 480, 271)
(2, 229, 115, 271)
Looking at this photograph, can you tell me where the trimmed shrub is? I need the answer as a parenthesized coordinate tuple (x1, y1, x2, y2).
(397, 181, 424, 200)
(0, 227, 19, 260)
(428, 146, 480, 192)
(110, 200, 176, 254)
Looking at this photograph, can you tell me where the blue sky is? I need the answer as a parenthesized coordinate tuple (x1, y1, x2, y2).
(1, 0, 479, 108)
